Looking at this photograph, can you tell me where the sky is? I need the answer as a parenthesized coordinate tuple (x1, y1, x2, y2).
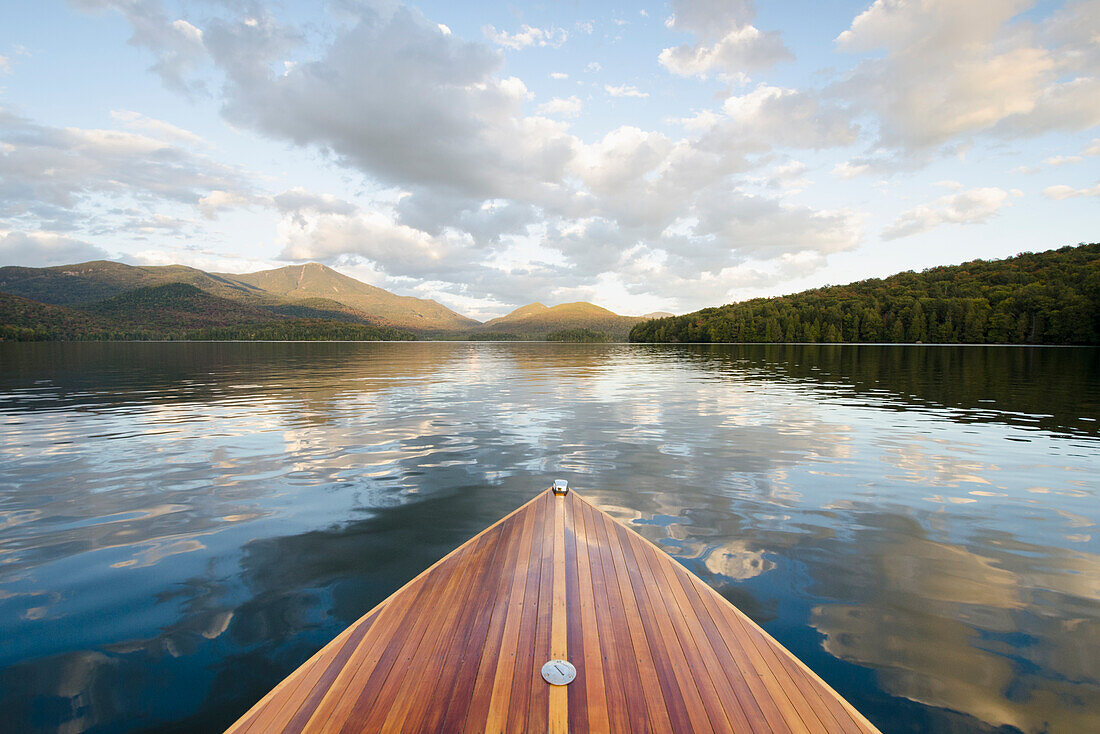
(0, 0, 1097, 319)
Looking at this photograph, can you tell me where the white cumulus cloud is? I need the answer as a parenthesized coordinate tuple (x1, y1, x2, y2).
(883, 187, 1017, 240)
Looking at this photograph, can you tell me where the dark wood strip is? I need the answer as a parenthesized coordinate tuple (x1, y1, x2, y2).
(571, 492, 610, 733)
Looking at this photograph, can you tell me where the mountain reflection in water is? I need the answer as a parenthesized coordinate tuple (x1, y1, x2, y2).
(0, 342, 1097, 733)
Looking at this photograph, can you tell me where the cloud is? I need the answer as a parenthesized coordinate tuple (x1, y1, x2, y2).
(835, 0, 1100, 153)
(1042, 183, 1100, 199)
(1043, 155, 1084, 166)
(660, 24, 791, 77)
(549, 71, 568, 80)
(882, 187, 1017, 240)
(605, 84, 649, 98)
(273, 187, 357, 224)
(277, 208, 454, 274)
(109, 109, 206, 146)
(0, 55, 10, 75)
(197, 190, 262, 218)
(536, 96, 583, 118)
(483, 24, 567, 50)
(0, 230, 111, 266)
(689, 186, 862, 260)
(208, 4, 574, 204)
(70, 0, 870, 313)
(0, 107, 254, 231)
(660, 0, 791, 78)
(71, 0, 208, 94)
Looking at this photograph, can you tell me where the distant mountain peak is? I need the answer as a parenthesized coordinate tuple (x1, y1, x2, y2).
(479, 299, 639, 339)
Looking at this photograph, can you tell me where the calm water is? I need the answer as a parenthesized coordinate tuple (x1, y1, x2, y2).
(1, 342, 1098, 733)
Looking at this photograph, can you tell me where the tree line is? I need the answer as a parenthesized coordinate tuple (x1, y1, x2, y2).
(630, 243, 1100, 345)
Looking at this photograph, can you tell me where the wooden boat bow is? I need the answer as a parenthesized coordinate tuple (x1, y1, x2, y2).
(225, 485, 881, 733)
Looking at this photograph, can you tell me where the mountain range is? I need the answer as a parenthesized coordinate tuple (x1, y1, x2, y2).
(0, 260, 651, 341)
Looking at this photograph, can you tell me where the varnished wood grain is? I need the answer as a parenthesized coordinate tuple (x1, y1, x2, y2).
(224, 488, 881, 734)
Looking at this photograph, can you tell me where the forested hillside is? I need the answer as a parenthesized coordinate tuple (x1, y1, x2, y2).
(631, 244, 1100, 345)
(0, 284, 413, 341)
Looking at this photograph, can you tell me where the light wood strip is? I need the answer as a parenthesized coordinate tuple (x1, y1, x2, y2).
(548, 493, 569, 734)
(524, 492, 556, 732)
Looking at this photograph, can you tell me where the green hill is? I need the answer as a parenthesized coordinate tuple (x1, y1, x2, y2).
(0, 283, 413, 341)
(223, 263, 478, 331)
(478, 302, 641, 340)
(630, 243, 1100, 345)
(0, 260, 265, 305)
(82, 283, 287, 329)
(0, 260, 475, 332)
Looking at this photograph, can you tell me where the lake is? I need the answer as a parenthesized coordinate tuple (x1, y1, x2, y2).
(0, 342, 1097, 733)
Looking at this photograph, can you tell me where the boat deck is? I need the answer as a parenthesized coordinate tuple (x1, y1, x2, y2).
(225, 488, 880, 733)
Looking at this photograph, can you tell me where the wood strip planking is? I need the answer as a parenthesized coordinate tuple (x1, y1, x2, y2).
(370, 528, 499, 732)
(668, 563, 774, 731)
(564, 492, 603, 734)
(328, 549, 459, 733)
(626, 526, 738, 734)
(224, 487, 882, 734)
(547, 490, 569, 734)
(612, 518, 713, 733)
(578, 499, 637, 734)
(279, 611, 381, 734)
(483, 493, 540, 732)
(673, 543, 879, 734)
(503, 492, 548, 733)
(524, 491, 556, 733)
(649, 547, 757, 733)
(590, 502, 676, 734)
(461, 494, 537, 734)
(433, 503, 529, 733)
(301, 559, 439, 733)
(396, 519, 510, 730)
